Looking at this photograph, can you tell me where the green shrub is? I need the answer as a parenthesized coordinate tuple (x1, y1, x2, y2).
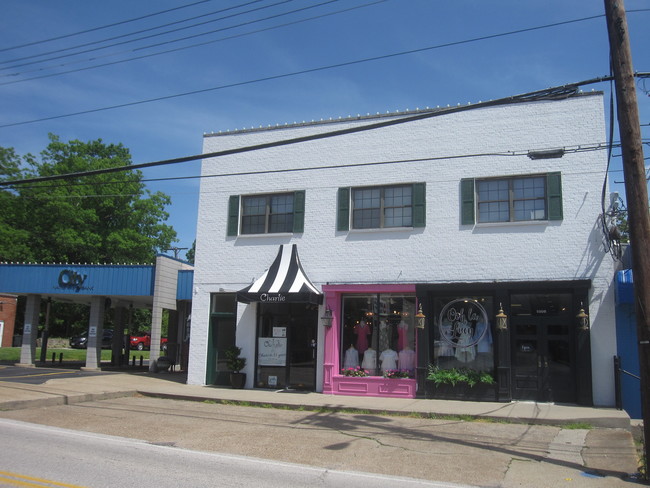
(427, 365, 495, 387)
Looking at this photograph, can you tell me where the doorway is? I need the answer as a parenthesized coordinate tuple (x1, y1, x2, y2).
(510, 293, 576, 403)
(256, 302, 318, 390)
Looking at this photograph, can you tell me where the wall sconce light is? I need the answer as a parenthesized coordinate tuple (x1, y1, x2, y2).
(496, 303, 508, 331)
(576, 302, 589, 331)
(415, 303, 426, 329)
(321, 306, 333, 328)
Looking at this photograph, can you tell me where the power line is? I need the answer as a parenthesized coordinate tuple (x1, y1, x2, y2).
(0, 0, 215, 53)
(0, 1, 385, 86)
(4, 7, 640, 131)
(0, 0, 302, 69)
(0, 81, 621, 188)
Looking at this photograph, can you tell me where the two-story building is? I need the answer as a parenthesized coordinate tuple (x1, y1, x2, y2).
(188, 91, 618, 407)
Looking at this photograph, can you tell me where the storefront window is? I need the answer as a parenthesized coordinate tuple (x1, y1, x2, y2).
(432, 296, 495, 373)
(340, 294, 416, 377)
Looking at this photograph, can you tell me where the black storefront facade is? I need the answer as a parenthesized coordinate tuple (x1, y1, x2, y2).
(415, 279, 593, 405)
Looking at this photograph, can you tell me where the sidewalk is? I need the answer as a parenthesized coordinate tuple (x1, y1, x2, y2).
(0, 367, 632, 429)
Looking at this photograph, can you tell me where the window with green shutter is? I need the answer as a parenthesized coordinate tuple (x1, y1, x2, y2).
(463, 173, 563, 225)
(337, 183, 425, 230)
(228, 191, 305, 235)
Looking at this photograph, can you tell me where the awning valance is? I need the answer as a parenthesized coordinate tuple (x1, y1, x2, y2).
(236, 244, 323, 305)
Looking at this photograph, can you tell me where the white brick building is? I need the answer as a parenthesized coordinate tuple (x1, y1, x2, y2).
(189, 92, 618, 407)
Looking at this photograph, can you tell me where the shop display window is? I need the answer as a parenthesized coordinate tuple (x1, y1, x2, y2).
(340, 294, 416, 377)
(432, 296, 495, 375)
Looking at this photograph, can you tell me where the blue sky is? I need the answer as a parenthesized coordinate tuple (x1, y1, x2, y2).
(1, 0, 648, 259)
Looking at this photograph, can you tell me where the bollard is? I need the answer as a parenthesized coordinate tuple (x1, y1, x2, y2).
(51, 352, 56, 365)
(140, 356, 144, 367)
(59, 352, 63, 364)
(131, 355, 135, 367)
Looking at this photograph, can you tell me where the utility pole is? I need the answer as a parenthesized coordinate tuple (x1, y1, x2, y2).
(604, 0, 650, 468)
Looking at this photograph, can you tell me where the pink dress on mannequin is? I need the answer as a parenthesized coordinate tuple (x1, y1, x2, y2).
(397, 321, 409, 351)
(354, 320, 371, 353)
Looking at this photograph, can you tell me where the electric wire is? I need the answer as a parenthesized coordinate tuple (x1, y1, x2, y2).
(0, 1, 384, 86)
(0, 0, 299, 69)
(0, 0, 215, 53)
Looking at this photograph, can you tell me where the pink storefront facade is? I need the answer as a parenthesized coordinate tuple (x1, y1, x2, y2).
(322, 284, 420, 399)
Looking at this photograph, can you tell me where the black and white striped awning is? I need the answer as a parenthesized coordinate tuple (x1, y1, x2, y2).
(236, 244, 322, 305)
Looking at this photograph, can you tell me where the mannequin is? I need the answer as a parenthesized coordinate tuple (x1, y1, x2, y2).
(398, 346, 416, 370)
(455, 331, 476, 363)
(397, 320, 409, 351)
(361, 347, 377, 375)
(344, 345, 359, 368)
(378, 320, 390, 352)
(379, 348, 398, 372)
(354, 320, 371, 353)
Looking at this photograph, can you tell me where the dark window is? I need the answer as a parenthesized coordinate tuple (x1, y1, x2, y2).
(352, 185, 413, 229)
(241, 193, 294, 234)
(477, 176, 547, 223)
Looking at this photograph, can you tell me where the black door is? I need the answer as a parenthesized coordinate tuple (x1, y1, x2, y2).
(287, 311, 317, 390)
(511, 309, 576, 403)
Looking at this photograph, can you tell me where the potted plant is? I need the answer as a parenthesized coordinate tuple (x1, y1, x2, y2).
(225, 345, 247, 389)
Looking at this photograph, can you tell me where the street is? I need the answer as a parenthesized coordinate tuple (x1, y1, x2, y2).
(0, 418, 464, 488)
(0, 393, 639, 487)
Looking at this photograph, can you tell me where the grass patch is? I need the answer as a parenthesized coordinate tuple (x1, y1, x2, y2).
(563, 422, 593, 430)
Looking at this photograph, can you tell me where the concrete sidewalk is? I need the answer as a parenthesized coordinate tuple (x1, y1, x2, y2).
(0, 367, 632, 429)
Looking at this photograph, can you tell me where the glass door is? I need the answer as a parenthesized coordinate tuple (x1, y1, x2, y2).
(511, 294, 576, 403)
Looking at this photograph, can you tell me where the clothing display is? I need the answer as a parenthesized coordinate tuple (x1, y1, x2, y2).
(398, 347, 416, 370)
(397, 320, 409, 351)
(344, 345, 359, 368)
(476, 321, 493, 354)
(455, 331, 476, 363)
(378, 320, 390, 351)
(354, 320, 371, 353)
(379, 348, 398, 372)
(361, 348, 377, 375)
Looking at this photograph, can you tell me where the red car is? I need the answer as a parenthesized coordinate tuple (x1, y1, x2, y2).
(130, 333, 168, 352)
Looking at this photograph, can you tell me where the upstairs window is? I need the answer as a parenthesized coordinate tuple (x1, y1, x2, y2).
(461, 173, 562, 225)
(227, 191, 305, 236)
(337, 183, 426, 231)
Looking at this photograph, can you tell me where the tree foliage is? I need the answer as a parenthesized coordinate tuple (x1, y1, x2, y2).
(1, 134, 177, 264)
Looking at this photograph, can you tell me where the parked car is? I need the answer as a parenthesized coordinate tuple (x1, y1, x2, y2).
(70, 329, 113, 349)
(130, 333, 168, 352)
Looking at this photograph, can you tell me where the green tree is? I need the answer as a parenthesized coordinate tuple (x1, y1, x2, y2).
(186, 240, 195, 264)
(3, 134, 177, 264)
(1, 135, 179, 337)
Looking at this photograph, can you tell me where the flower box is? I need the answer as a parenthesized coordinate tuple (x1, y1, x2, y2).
(424, 381, 497, 402)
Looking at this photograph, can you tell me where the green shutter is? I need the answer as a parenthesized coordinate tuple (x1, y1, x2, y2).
(547, 172, 563, 220)
(337, 187, 350, 231)
(412, 182, 426, 228)
(461, 178, 475, 225)
(227, 195, 240, 236)
(293, 190, 305, 233)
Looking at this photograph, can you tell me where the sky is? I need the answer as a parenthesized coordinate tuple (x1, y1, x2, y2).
(1, 0, 649, 261)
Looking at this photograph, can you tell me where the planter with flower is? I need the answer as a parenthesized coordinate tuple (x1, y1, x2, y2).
(383, 369, 413, 379)
(341, 367, 369, 377)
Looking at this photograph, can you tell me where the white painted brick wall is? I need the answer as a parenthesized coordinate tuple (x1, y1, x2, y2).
(189, 94, 617, 406)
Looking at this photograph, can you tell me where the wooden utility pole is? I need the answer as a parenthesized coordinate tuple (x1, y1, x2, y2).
(604, 0, 650, 468)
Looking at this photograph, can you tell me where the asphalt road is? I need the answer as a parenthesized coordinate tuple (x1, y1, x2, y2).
(0, 394, 639, 487)
(0, 418, 464, 488)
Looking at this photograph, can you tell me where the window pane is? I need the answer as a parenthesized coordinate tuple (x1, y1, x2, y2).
(478, 201, 509, 222)
(353, 188, 380, 209)
(269, 194, 293, 233)
(353, 208, 380, 229)
(477, 176, 548, 222)
(385, 206, 412, 227)
(241, 196, 266, 234)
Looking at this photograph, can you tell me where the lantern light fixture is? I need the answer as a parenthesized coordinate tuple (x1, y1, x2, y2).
(496, 303, 508, 331)
(321, 305, 333, 328)
(415, 303, 426, 329)
(576, 302, 589, 331)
